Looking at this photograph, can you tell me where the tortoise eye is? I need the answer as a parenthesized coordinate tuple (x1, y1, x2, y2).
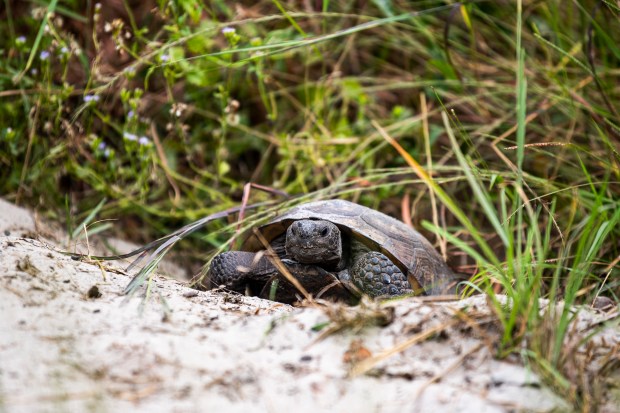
(290, 225, 298, 236)
(320, 227, 329, 237)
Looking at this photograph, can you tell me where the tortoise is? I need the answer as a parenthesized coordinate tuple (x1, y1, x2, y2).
(208, 199, 457, 303)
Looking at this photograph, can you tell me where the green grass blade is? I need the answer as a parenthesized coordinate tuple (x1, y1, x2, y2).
(515, 0, 526, 184)
(71, 198, 107, 240)
(442, 112, 509, 247)
(13, 0, 59, 83)
(272, 0, 308, 37)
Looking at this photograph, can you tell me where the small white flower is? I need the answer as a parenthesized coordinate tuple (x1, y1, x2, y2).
(160, 53, 169, 62)
(16, 36, 26, 45)
(127, 110, 135, 119)
(31, 7, 46, 19)
(169, 102, 187, 118)
(83, 94, 100, 103)
(138, 136, 150, 146)
(222, 27, 235, 34)
(123, 132, 138, 141)
(39, 50, 50, 60)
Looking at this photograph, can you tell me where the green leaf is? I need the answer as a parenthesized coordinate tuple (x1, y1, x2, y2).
(71, 198, 108, 240)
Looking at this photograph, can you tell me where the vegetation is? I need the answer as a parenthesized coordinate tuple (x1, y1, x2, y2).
(1, 0, 618, 410)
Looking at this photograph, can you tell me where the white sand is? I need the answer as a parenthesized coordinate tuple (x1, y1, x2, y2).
(1, 198, 617, 412)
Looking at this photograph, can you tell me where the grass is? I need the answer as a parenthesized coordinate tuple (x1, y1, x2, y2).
(1, 0, 619, 410)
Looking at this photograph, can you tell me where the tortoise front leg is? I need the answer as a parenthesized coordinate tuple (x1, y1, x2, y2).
(208, 251, 275, 293)
(350, 251, 413, 297)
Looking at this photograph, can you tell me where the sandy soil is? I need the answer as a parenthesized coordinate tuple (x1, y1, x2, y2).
(1, 198, 618, 413)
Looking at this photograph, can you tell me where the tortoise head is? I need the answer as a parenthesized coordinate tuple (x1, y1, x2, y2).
(285, 219, 342, 267)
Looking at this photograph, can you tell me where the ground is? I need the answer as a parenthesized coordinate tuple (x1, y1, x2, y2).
(0, 199, 618, 413)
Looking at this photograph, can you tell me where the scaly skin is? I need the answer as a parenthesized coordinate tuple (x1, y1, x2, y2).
(348, 251, 412, 297)
(209, 251, 270, 293)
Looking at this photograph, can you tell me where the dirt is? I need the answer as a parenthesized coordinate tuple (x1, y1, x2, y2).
(0, 198, 618, 413)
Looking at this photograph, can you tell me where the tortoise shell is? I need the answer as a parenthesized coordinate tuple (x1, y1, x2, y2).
(243, 199, 457, 295)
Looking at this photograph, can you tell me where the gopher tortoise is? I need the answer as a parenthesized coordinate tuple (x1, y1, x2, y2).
(209, 199, 457, 303)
